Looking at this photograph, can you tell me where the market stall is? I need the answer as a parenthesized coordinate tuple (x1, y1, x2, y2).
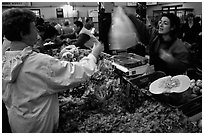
(50, 48, 202, 133)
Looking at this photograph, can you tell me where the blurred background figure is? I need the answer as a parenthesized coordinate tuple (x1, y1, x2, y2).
(60, 20, 83, 40)
(73, 20, 84, 36)
(84, 20, 95, 33)
(61, 20, 74, 34)
(36, 17, 45, 27)
(181, 13, 201, 44)
(180, 13, 202, 69)
(35, 23, 62, 55)
(60, 20, 99, 49)
(52, 22, 62, 35)
(76, 20, 99, 49)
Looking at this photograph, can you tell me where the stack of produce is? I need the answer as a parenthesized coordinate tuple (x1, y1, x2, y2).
(56, 49, 201, 133)
(190, 79, 202, 98)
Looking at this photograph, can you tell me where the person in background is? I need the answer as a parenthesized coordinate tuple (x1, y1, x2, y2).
(181, 13, 201, 44)
(34, 25, 46, 51)
(53, 22, 62, 35)
(60, 20, 99, 49)
(74, 21, 100, 49)
(2, 8, 104, 133)
(85, 17, 92, 24)
(34, 23, 63, 55)
(194, 16, 202, 60)
(126, 13, 190, 76)
(85, 18, 95, 33)
(60, 20, 83, 40)
(61, 20, 74, 35)
(84, 21, 94, 31)
(36, 17, 45, 27)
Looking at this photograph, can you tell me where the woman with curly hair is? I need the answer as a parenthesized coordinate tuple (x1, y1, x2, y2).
(2, 8, 104, 133)
(127, 13, 190, 75)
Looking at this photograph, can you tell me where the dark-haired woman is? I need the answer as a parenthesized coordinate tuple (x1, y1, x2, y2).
(127, 13, 189, 76)
(181, 13, 201, 44)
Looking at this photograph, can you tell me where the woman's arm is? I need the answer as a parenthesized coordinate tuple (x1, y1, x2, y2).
(27, 42, 103, 94)
(128, 14, 157, 46)
(159, 40, 189, 73)
(29, 53, 97, 94)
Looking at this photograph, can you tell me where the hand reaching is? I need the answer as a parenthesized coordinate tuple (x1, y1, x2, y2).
(91, 42, 104, 60)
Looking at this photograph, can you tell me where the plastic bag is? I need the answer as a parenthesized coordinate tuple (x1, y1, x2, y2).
(109, 7, 139, 50)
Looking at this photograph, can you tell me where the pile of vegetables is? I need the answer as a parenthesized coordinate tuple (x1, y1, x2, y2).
(56, 49, 201, 133)
(190, 79, 202, 97)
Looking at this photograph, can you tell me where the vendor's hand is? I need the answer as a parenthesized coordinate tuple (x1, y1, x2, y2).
(91, 42, 104, 60)
(159, 49, 174, 63)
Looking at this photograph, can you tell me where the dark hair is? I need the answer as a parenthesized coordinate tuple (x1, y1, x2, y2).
(85, 22, 94, 30)
(194, 16, 201, 24)
(64, 21, 69, 26)
(187, 13, 194, 18)
(2, 8, 36, 41)
(74, 21, 83, 29)
(41, 24, 58, 41)
(162, 13, 181, 37)
(85, 18, 90, 23)
(36, 25, 45, 33)
(36, 17, 45, 26)
(50, 21, 57, 27)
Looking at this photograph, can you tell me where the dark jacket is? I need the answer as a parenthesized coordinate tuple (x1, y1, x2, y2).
(181, 22, 201, 44)
(128, 14, 189, 76)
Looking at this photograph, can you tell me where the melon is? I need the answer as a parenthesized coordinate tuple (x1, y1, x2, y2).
(149, 75, 190, 94)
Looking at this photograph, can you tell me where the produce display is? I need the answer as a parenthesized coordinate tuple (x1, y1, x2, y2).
(52, 48, 201, 133)
(190, 79, 202, 96)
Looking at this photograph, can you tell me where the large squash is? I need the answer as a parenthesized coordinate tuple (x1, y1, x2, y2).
(149, 75, 191, 106)
(149, 75, 190, 94)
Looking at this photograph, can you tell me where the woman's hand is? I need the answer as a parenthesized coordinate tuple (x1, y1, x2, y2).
(91, 42, 104, 60)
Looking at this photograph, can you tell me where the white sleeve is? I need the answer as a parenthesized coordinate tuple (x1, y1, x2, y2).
(32, 53, 97, 93)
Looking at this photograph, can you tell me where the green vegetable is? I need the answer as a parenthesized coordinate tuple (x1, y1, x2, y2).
(57, 49, 201, 133)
